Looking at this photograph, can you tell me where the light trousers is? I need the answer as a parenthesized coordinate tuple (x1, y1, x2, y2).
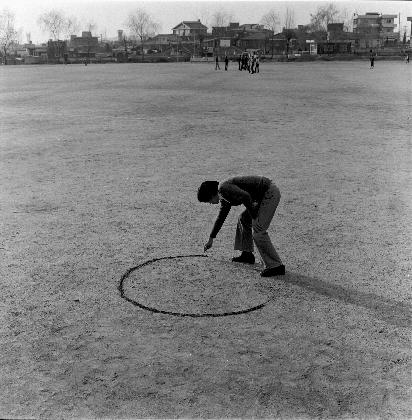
(234, 183, 283, 269)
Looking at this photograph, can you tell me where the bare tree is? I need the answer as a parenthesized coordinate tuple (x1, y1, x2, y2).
(0, 9, 19, 64)
(284, 7, 295, 29)
(126, 8, 159, 62)
(38, 10, 68, 62)
(211, 9, 234, 27)
(310, 3, 340, 32)
(261, 9, 280, 32)
(38, 10, 80, 41)
(339, 8, 353, 32)
(38, 9, 65, 41)
(64, 16, 80, 39)
(261, 9, 280, 57)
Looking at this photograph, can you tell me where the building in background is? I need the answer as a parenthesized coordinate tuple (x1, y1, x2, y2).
(209, 22, 273, 57)
(172, 20, 207, 37)
(4, 10, 409, 65)
(317, 23, 354, 54)
(46, 40, 67, 63)
(68, 31, 99, 60)
(353, 13, 399, 49)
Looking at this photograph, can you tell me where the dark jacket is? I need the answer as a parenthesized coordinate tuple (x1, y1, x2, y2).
(210, 176, 272, 238)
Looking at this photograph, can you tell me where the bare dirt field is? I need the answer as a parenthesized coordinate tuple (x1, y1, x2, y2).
(0, 60, 411, 419)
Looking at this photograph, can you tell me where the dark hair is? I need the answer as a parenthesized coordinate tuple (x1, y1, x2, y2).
(197, 181, 219, 202)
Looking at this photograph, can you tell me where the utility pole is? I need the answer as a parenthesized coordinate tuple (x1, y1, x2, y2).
(408, 17, 412, 43)
(271, 32, 274, 58)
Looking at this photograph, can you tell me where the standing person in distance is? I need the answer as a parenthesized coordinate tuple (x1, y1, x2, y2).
(251, 53, 256, 74)
(369, 49, 375, 69)
(215, 55, 220, 70)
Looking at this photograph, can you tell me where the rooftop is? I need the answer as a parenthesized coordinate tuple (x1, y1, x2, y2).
(172, 20, 207, 30)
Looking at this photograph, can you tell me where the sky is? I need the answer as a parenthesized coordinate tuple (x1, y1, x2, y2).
(2, 0, 411, 44)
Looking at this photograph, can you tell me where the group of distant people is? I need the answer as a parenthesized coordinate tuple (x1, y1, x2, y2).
(214, 51, 260, 74)
(215, 48, 409, 72)
(238, 52, 260, 74)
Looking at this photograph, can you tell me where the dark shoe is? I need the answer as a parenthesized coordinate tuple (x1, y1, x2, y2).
(232, 252, 255, 264)
(260, 265, 285, 277)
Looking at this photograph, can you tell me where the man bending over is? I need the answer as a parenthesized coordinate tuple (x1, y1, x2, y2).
(197, 175, 285, 277)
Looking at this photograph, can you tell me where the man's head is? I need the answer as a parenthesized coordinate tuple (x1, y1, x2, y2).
(197, 181, 219, 204)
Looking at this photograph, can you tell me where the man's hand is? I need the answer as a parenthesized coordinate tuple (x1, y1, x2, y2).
(204, 237, 214, 252)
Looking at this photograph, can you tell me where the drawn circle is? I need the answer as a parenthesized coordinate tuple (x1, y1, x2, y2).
(119, 254, 270, 317)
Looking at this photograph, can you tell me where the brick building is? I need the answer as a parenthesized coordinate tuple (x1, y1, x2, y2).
(68, 32, 99, 59)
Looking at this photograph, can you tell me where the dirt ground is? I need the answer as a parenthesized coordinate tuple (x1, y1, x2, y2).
(0, 60, 411, 419)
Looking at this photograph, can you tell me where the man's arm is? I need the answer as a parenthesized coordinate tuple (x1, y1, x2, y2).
(210, 201, 231, 238)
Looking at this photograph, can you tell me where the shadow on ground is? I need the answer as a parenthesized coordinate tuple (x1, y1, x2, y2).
(279, 272, 411, 328)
